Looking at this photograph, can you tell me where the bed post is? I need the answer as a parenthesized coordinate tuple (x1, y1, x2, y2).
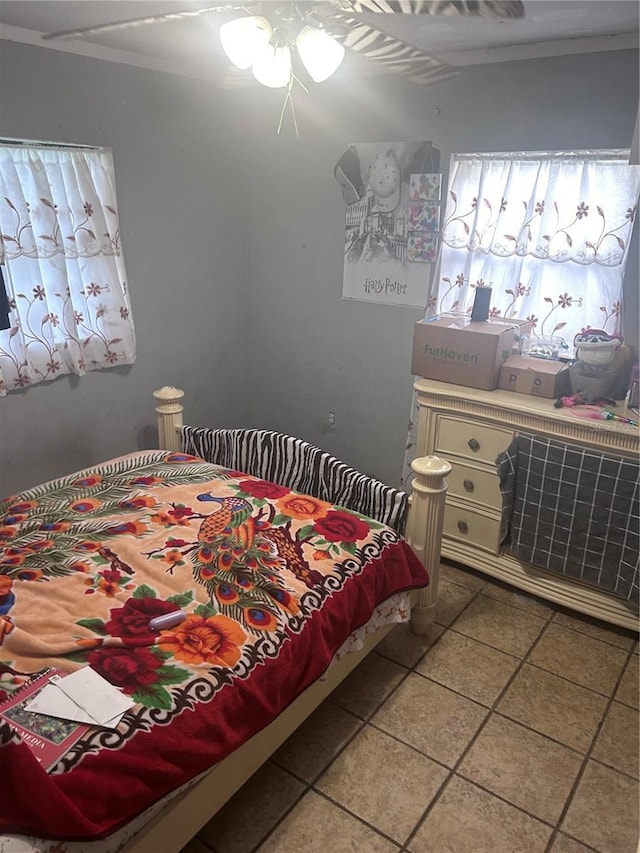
(405, 455, 451, 634)
(153, 386, 184, 452)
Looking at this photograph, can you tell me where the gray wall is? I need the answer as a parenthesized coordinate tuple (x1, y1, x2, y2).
(0, 42, 638, 496)
(0, 41, 250, 495)
(239, 49, 639, 486)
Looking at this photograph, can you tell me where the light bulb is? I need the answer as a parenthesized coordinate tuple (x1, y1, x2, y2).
(219, 16, 272, 70)
(252, 44, 292, 88)
(295, 26, 345, 83)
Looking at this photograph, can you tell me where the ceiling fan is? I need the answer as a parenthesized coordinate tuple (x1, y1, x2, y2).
(42, 0, 526, 89)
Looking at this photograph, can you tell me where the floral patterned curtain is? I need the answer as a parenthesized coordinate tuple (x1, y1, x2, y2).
(0, 144, 136, 394)
(432, 150, 640, 343)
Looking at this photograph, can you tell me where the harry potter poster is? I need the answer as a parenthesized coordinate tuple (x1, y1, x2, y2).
(335, 141, 441, 307)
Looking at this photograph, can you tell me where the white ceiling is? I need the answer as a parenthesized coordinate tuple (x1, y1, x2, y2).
(0, 0, 638, 86)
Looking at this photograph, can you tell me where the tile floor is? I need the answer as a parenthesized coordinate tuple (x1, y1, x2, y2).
(182, 561, 639, 853)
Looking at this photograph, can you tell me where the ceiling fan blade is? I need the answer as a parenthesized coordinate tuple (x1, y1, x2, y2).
(42, 4, 249, 41)
(333, 1, 524, 19)
(325, 13, 460, 84)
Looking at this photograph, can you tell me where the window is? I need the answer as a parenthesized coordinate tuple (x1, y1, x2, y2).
(432, 150, 640, 347)
(401, 149, 640, 488)
(0, 142, 136, 395)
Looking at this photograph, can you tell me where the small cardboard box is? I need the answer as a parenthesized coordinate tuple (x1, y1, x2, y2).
(411, 314, 530, 391)
(499, 355, 571, 398)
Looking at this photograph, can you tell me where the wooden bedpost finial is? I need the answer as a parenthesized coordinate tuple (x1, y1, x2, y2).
(410, 454, 452, 486)
(153, 386, 184, 452)
(153, 386, 185, 409)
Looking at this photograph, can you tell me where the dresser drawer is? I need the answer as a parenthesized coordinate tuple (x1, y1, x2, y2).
(435, 416, 513, 465)
(443, 502, 502, 553)
(446, 461, 502, 511)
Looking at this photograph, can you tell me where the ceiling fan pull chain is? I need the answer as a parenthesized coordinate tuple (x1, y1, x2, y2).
(277, 76, 297, 137)
(277, 72, 308, 137)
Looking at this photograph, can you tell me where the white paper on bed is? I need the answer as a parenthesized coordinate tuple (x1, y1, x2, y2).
(25, 667, 134, 728)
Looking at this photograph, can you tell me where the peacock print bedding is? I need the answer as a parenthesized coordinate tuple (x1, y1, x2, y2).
(0, 451, 428, 842)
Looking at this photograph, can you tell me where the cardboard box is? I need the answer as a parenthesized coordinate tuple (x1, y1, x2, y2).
(487, 316, 532, 339)
(411, 314, 530, 391)
(499, 355, 571, 398)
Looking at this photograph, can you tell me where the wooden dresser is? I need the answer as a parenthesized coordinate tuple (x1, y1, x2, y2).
(414, 378, 639, 631)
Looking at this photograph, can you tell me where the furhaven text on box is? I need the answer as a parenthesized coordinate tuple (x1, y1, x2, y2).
(423, 345, 479, 364)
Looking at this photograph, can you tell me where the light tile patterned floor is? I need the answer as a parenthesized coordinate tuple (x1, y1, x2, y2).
(182, 562, 639, 853)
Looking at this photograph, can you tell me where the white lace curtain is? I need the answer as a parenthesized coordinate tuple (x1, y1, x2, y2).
(401, 149, 640, 487)
(0, 143, 136, 395)
(432, 150, 640, 343)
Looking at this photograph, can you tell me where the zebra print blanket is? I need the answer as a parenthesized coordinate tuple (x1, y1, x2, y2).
(180, 426, 409, 534)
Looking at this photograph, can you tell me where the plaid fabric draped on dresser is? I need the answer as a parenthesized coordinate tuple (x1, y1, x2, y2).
(497, 434, 639, 606)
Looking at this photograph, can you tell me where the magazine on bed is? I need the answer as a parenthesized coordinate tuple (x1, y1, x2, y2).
(0, 667, 90, 771)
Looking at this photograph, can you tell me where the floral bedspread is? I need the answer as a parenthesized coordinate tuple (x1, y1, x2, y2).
(0, 451, 428, 841)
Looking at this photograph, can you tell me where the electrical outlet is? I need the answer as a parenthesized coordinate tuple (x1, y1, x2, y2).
(328, 411, 336, 425)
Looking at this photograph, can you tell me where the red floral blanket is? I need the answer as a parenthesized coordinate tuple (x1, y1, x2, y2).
(0, 451, 428, 841)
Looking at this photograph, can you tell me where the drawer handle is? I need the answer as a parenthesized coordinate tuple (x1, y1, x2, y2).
(457, 520, 469, 534)
(463, 479, 475, 493)
(468, 438, 480, 451)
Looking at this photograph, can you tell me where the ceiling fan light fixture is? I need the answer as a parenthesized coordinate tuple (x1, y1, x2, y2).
(219, 15, 272, 70)
(252, 44, 292, 88)
(295, 26, 345, 83)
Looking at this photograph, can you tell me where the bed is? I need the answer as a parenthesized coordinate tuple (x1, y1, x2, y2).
(0, 386, 450, 853)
